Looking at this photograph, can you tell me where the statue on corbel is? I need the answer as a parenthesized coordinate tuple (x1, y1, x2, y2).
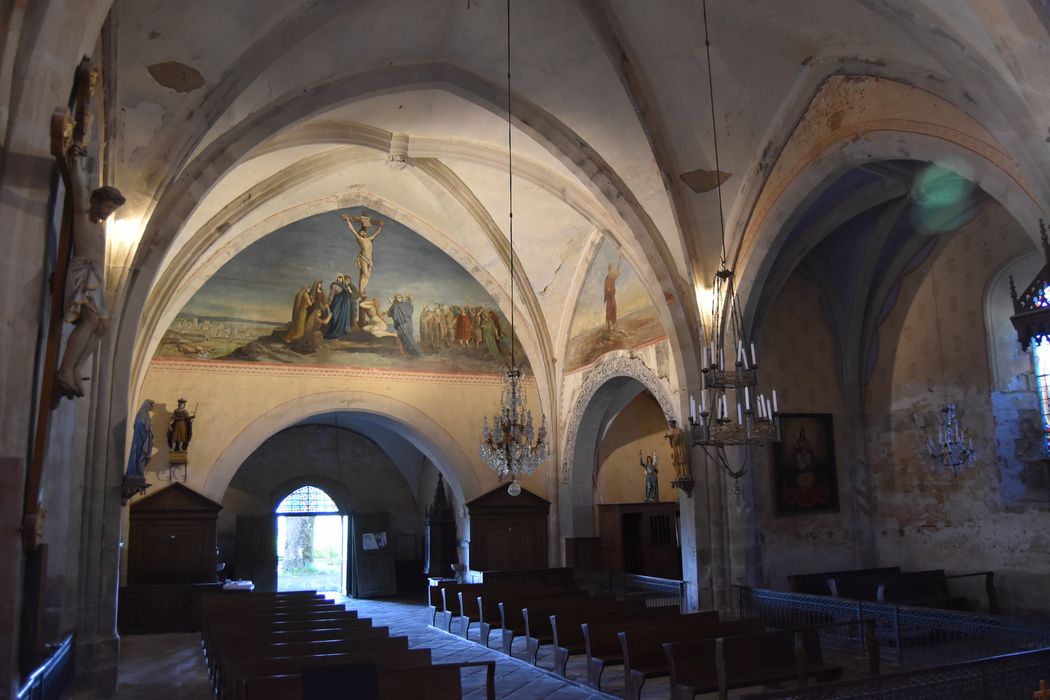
(122, 399, 154, 504)
(161, 398, 195, 483)
(665, 418, 695, 496)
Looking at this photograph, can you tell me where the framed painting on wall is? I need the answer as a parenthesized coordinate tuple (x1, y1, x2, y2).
(773, 413, 840, 515)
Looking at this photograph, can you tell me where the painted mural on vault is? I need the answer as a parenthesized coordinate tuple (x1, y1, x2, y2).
(154, 207, 528, 374)
(564, 237, 664, 372)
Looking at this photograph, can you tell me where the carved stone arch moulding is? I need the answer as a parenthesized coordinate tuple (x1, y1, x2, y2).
(561, 352, 677, 484)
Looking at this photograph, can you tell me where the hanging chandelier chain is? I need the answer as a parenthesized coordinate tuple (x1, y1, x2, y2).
(506, 0, 515, 371)
(923, 245, 977, 475)
(479, 0, 549, 495)
(928, 251, 950, 403)
(689, 0, 782, 480)
(702, 0, 727, 267)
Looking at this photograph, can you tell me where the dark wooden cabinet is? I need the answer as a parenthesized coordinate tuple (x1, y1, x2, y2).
(424, 474, 457, 579)
(120, 484, 223, 633)
(598, 502, 681, 579)
(467, 486, 549, 571)
(127, 483, 222, 585)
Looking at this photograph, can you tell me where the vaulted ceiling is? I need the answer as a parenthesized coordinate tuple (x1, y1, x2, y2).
(110, 0, 1050, 396)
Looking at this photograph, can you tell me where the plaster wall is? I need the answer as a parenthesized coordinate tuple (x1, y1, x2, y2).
(596, 391, 677, 506)
(866, 203, 1047, 615)
(754, 272, 856, 588)
(134, 362, 550, 543)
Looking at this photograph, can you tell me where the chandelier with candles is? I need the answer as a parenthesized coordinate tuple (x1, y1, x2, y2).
(688, 0, 781, 478)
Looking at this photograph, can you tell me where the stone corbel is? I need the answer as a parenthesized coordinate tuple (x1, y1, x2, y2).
(121, 475, 151, 505)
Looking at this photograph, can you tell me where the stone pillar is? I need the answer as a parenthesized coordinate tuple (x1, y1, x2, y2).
(678, 446, 727, 611)
(74, 330, 126, 696)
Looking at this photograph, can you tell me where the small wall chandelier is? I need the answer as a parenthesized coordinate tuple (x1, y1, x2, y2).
(926, 403, 975, 477)
(478, 0, 549, 496)
(924, 262, 977, 476)
(688, 0, 781, 479)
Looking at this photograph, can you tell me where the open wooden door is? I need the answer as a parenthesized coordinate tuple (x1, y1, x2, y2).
(350, 512, 396, 598)
(235, 515, 277, 592)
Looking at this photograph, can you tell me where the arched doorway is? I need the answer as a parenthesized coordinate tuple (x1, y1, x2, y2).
(275, 485, 348, 593)
(560, 355, 678, 542)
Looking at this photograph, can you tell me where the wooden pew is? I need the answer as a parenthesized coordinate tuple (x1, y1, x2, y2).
(521, 597, 648, 666)
(475, 567, 576, 590)
(203, 608, 359, 659)
(548, 605, 684, 679)
(207, 623, 386, 680)
(786, 567, 900, 595)
(220, 640, 424, 700)
(436, 583, 521, 632)
(580, 611, 720, 691)
(876, 571, 968, 609)
(459, 584, 572, 640)
(617, 617, 763, 700)
(243, 660, 497, 700)
(428, 579, 459, 629)
(498, 593, 592, 656)
(663, 628, 843, 700)
(829, 569, 968, 610)
(470, 587, 586, 646)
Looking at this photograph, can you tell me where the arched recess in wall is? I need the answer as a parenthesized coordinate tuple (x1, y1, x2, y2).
(559, 354, 676, 539)
(736, 76, 1045, 330)
(202, 390, 479, 510)
(857, 206, 1050, 613)
(983, 250, 1047, 507)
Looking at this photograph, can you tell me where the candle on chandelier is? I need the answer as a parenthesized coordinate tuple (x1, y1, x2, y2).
(772, 389, 778, 413)
(737, 403, 743, 424)
(750, 342, 757, 366)
(721, 395, 728, 419)
(702, 346, 708, 369)
(701, 390, 707, 413)
(744, 387, 750, 411)
(690, 395, 697, 418)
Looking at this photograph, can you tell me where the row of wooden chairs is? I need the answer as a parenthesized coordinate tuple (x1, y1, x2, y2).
(201, 591, 494, 700)
(431, 574, 849, 699)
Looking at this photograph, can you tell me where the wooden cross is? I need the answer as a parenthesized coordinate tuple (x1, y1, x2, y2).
(1034, 680, 1050, 699)
(23, 57, 98, 552)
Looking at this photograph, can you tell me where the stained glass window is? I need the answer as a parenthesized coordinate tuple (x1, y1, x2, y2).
(276, 485, 339, 514)
(1033, 342, 1050, 456)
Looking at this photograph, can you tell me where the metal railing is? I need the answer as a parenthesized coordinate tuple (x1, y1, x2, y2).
(735, 587, 1050, 666)
(574, 570, 687, 610)
(741, 646, 1050, 699)
(17, 634, 74, 700)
